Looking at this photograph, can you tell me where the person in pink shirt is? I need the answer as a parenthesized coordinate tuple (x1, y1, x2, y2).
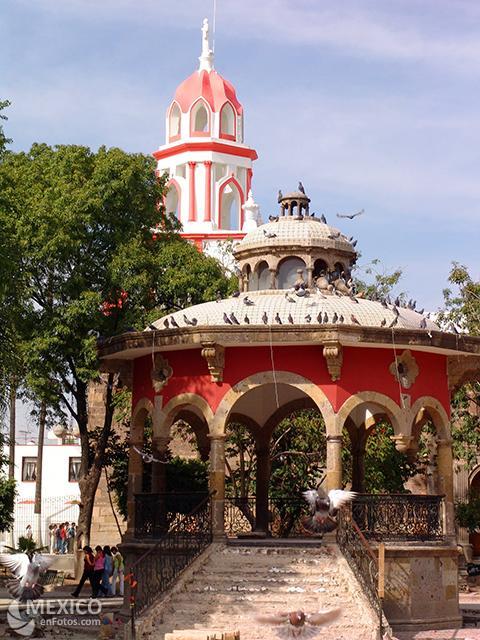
(92, 546, 108, 597)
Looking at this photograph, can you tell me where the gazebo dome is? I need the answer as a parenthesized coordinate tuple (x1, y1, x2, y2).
(173, 69, 243, 115)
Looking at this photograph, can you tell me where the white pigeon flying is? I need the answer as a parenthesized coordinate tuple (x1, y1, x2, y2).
(302, 488, 357, 533)
(256, 608, 342, 638)
(0, 552, 53, 601)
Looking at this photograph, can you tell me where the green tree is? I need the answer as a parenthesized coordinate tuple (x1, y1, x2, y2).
(0, 143, 232, 543)
(0, 432, 16, 532)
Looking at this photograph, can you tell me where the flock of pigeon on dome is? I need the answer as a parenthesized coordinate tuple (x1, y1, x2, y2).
(155, 184, 443, 334)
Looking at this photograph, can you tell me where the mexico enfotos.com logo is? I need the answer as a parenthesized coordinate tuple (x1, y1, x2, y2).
(7, 599, 102, 637)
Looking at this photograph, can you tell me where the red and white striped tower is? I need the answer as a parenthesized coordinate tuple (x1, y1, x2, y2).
(153, 18, 260, 252)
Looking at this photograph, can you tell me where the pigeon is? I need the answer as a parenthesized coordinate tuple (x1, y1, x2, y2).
(256, 608, 342, 638)
(349, 294, 359, 304)
(336, 209, 364, 219)
(350, 314, 361, 325)
(285, 293, 296, 303)
(351, 239, 358, 247)
(317, 312, 323, 324)
(269, 215, 280, 222)
(243, 296, 255, 306)
(309, 210, 316, 217)
(394, 296, 400, 307)
(223, 312, 233, 325)
(288, 313, 294, 324)
(298, 181, 305, 194)
(381, 299, 388, 308)
(320, 214, 327, 224)
(380, 318, 387, 327)
(275, 313, 282, 324)
(183, 314, 194, 326)
(328, 230, 341, 239)
(419, 317, 427, 329)
(133, 445, 165, 465)
(244, 315, 250, 324)
(216, 291, 222, 303)
(263, 229, 277, 238)
(191, 318, 198, 326)
(232, 290, 241, 298)
(332, 312, 338, 323)
(230, 312, 240, 325)
(323, 312, 328, 323)
(392, 305, 400, 317)
(0, 553, 53, 601)
(163, 318, 169, 329)
(170, 316, 179, 328)
(338, 315, 344, 323)
(302, 488, 357, 534)
(305, 314, 312, 323)
(389, 317, 398, 328)
(278, 189, 283, 203)
(262, 312, 268, 325)
(449, 323, 459, 334)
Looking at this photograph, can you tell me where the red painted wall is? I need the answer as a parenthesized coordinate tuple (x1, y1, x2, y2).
(133, 345, 450, 417)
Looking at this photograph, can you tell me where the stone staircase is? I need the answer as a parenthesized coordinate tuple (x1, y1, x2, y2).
(136, 542, 381, 639)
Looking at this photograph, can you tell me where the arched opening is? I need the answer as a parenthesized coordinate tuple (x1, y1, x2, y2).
(219, 178, 243, 229)
(165, 180, 181, 220)
(253, 261, 270, 290)
(220, 102, 236, 140)
(168, 102, 181, 140)
(277, 257, 306, 289)
(313, 259, 328, 280)
(190, 100, 210, 136)
(334, 262, 346, 278)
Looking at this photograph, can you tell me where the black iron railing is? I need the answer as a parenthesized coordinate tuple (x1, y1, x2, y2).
(129, 492, 213, 628)
(337, 506, 384, 634)
(352, 494, 444, 541)
(224, 495, 310, 537)
(135, 492, 209, 538)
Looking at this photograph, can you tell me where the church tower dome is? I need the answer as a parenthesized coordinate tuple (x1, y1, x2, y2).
(153, 19, 259, 252)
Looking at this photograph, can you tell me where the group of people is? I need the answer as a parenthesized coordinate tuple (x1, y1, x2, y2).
(48, 522, 76, 554)
(72, 545, 125, 598)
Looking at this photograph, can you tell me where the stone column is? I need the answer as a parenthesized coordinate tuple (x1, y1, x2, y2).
(203, 161, 212, 222)
(209, 434, 226, 540)
(306, 267, 313, 288)
(437, 437, 456, 539)
(351, 427, 368, 493)
(188, 161, 197, 222)
(269, 268, 276, 289)
(125, 439, 143, 539)
(254, 445, 270, 534)
(151, 435, 170, 536)
(326, 435, 343, 491)
(246, 168, 253, 196)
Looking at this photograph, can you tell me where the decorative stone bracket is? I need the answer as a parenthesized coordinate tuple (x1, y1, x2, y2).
(391, 434, 414, 453)
(201, 342, 225, 382)
(151, 354, 173, 392)
(389, 350, 419, 389)
(323, 341, 343, 381)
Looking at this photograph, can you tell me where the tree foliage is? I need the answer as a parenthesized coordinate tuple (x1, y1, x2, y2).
(0, 432, 16, 532)
(0, 142, 232, 541)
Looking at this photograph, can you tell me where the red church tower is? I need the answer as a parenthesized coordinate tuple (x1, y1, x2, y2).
(153, 19, 261, 252)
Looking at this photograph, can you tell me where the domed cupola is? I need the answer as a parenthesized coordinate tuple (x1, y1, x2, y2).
(234, 185, 358, 292)
(153, 19, 259, 241)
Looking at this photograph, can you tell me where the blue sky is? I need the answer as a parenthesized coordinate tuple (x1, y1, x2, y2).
(2, 0, 479, 314)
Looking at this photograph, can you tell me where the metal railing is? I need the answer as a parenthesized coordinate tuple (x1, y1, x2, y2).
(224, 495, 310, 537)
(337, 506, 385, 634)
(351, 494, 444, 541)
(134, 492, 209, 538)
(128, 492, 214, 637)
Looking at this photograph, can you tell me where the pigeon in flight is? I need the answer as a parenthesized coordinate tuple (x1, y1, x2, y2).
(256, 608, 341, 638)
(336, 209, 364, 219)
(302, 488, 357, 534)
(133, 445, 165, 464)
(0, 553, 53, 601)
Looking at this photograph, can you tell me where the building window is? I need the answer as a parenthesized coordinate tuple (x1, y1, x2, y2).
(22, 457, 37, 482)
(69, 457, 81, 482)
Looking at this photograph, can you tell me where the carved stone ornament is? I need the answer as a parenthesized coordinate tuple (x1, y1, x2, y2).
(389, 350, 419, 389)
(391, 434, 414, 453)
(201, 342, 225, 382)
(151, 354, 173, 392)
(323, 341, 343, 381)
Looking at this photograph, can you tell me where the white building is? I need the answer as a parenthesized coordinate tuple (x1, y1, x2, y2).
(1, 430, 80, 549)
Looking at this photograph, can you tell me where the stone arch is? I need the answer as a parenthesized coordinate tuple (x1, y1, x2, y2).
(335, 391, 405, 436)
(409, 396, 450, 441)
(277, 256, 306, 290)
(218, 176, 244, 229)
(131, 397, 154, 443)
(165, 178, 181, 220)
(219, 101, 236, 140)
(190, 98, 211, 136)
(252, 259, 271, 290)
(211, 371, 335, 437)
(160, 393, 215, 439)
(168, 101, 182, 141)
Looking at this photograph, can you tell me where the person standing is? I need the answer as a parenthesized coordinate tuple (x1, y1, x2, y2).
(67, 523, 76, 553)
(49, 524, 57, 554)
(25, 524, 33, 541)
(101, 546, 113, 596)
(55, 524, 62, 554)
(111, 546, 124, 596)
(92, 546, 108, 597)
(71, 546, 95, 598)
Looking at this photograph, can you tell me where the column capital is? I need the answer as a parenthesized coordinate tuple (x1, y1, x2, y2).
(188, 161, 197, 168)
(208, 433, 226, 441)
(326, 434, 343, 444)
(203, 160, 212, 166)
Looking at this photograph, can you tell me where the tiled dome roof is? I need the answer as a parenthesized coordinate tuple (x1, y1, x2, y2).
(151, 290, 438, 332)
(235, 217, 355, 254)
(174, 69, 243, 114)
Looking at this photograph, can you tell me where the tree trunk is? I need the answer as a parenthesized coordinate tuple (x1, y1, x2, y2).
(33, 401, 47, 547)
(8, 385, 16, 480)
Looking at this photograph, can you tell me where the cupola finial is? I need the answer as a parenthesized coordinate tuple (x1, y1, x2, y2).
(199, 18, 214, 72)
